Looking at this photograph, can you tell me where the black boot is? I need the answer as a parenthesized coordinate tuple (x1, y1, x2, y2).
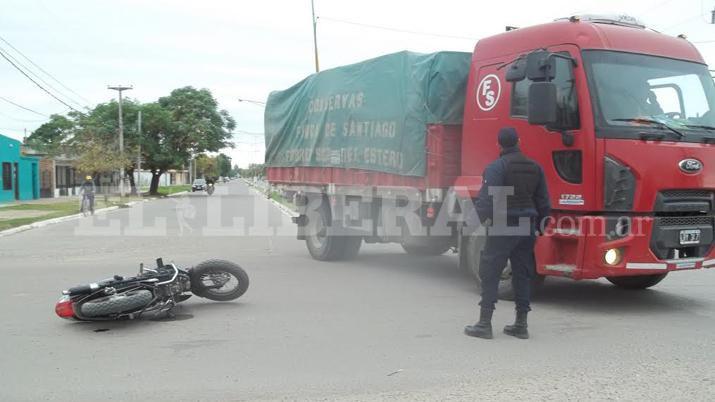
(464, 308, 493, 339)
(503, 311, 529, 339)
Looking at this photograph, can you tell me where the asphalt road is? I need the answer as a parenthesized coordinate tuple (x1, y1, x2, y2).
(1, 180, 714, 401)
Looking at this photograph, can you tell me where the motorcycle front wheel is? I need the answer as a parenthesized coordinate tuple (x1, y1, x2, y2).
(190, 259, 249, 301)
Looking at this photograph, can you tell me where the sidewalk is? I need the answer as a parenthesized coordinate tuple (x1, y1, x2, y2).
(0, 196, 137, 232)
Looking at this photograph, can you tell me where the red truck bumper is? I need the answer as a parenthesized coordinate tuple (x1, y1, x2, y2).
(536, 214, 715, 280)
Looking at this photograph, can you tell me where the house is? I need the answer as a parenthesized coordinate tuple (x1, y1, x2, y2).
(0, 133, 40, 203)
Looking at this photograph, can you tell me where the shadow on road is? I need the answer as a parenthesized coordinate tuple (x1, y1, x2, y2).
(61, 301, 247, 334)
(339, 251, 475, 292)
(532, 278, 705, 315)
(333, 250, 705, 315)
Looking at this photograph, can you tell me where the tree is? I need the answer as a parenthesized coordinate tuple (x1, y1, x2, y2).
(143, 87, 235, 194)
(26, 86, 235, 195)
(195, 154, 218, 179)
(26, 114, 76, 155)
(73, 99, 141, 193)
(240, 163, 265, 178)
(217, 153, 232, 177)
(72, 132, 131, 180)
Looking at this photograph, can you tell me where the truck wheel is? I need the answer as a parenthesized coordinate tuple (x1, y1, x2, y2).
(305, 201, 360, 261)
(462, 233, 544, 300)
(606, 274, 667, 289)
(401, 242, 451, 256)
(341, 236, 363, 260)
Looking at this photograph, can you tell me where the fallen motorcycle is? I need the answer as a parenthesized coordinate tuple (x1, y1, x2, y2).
(55, 258, 249, 321)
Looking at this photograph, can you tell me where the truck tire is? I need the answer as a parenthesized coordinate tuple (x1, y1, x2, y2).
(80, 289, 153, 317)
(606, 274, 667, 289)
(401, 242, 451, 256)
(341, 236, 363, 260)
(305, 200, 361, 261)
(462, 232, 544, 300)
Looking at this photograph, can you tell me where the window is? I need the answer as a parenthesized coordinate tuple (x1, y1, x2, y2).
(583, 50, 715, 142)
(2, 162, 12, 190)
(511, 55, 580, 129)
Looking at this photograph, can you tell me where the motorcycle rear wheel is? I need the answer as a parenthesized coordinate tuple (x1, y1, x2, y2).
(80, 289, 153, 317)
(190, 259, 249, 301)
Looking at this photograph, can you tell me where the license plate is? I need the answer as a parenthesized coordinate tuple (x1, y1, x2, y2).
(679, 229, 701, 245)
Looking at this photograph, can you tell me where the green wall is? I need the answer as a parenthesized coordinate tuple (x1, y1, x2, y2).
(0, 133, 40, 203)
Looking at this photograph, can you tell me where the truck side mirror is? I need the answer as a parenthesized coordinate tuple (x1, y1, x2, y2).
(526, 50, 556, 82)
(505, 57, 526, 82)
(527, 82, 557, 125)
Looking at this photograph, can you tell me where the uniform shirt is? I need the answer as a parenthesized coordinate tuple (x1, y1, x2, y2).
(475, 147, 551, 227)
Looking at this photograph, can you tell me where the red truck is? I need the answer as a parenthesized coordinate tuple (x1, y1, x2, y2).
(265, 15, 715, 293)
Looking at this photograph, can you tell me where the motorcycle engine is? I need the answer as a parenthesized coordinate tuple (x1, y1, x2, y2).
(157, 275, 191, 298)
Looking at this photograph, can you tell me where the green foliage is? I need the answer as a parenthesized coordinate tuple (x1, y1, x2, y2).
(26, 114, 76, 155)
(27, 86, 236, 195)
(195, 154, 218, 179)
(216, 153, 232, 177)
(240, 163, 265, 178)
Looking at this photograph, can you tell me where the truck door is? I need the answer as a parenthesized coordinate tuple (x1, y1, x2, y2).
(508, 44, 595, 212)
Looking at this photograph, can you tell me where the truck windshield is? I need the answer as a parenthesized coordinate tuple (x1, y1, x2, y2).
(583, 50, 715, 142)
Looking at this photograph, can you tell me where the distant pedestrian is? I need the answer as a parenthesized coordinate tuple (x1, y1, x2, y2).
(464, 128, 551, 340)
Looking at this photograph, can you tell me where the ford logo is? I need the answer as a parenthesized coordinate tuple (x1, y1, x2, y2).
(679, 158, 702, 173)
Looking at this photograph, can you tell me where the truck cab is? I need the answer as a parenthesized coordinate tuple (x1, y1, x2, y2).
(459, 15, 715, 285)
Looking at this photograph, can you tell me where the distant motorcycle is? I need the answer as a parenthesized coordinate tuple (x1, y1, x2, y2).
(55, 258, 249, 321)
(206, 182, 215, 196)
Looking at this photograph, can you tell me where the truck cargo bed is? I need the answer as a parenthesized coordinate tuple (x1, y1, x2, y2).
(267, 124, 462, 190)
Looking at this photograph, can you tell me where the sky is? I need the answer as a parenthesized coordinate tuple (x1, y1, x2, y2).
(1, 0, 714, 167)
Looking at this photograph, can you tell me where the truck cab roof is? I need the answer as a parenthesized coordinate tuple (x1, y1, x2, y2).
(474, 18, 704, 64)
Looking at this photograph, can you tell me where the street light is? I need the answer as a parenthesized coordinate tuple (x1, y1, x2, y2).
(238, 98, 266, 107)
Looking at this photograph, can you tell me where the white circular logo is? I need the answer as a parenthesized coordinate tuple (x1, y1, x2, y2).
(476, 74, 501, 112)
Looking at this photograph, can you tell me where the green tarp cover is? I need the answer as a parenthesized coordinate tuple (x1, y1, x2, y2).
(264, 51, 471, 176)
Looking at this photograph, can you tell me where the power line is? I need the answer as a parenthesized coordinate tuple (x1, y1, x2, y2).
(0, 47, 83, 114)
(641, 0, 677, 17)
(0, 34, 92, 106)
(318, 16, 478, 41)
(0, 110, 47, 123)
(0, 95, 49, 117)
(661, 13, 707, 31)
(0, 42, 87, 110)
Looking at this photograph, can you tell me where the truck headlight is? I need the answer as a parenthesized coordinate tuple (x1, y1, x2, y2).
(604, 248, 622, 266)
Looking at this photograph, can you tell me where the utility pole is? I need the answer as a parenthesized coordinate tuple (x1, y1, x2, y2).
(136, 110, 142, 193)
(108, 85, 133, 197)
(711, 7, 715, 24)
(311, 0, 320, 72)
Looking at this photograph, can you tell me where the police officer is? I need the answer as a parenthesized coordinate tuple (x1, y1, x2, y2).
(465, 127, 550, 340)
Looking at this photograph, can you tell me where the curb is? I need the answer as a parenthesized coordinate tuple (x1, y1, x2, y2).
(242, 179, 297, 218)
(0, 206, 120, 238)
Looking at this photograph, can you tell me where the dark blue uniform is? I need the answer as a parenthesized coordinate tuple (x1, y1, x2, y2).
(475, 146, 550, 313)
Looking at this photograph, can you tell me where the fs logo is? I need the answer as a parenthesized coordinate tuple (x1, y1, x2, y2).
(476, 74, 501, 111)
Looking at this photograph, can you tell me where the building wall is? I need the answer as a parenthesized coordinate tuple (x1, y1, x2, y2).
(134, 169, 190, 188)
(0, 134, 40, 203)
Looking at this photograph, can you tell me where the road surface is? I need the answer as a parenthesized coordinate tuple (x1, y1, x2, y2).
(1, 180, 713, 401)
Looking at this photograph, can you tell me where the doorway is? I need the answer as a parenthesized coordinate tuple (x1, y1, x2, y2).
(13, 162, 19, 200)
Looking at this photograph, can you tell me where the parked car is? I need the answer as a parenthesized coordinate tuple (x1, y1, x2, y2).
(191, 178, 207, 192)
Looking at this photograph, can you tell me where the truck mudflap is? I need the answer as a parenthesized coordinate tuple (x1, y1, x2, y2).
(536, 214, 715, 280)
